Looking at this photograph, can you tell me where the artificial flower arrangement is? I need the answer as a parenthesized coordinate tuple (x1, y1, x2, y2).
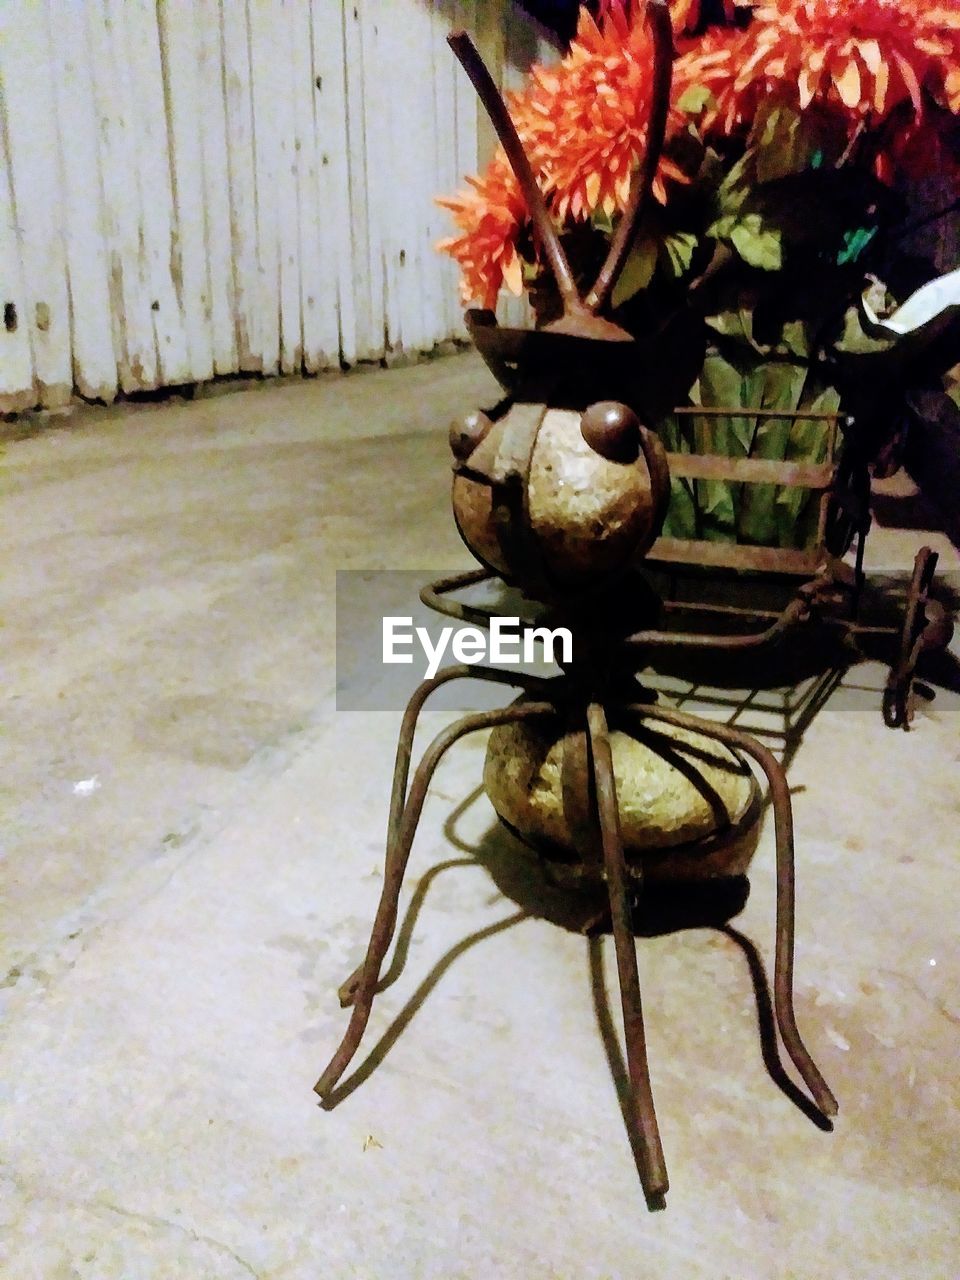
(437, 0, 960, 549)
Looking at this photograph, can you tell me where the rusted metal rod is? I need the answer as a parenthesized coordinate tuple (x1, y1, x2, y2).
(335, 663, 554, 1008)
(384, 665, 554, 862)
(419, 568, 497, 627)
(625, 593, 811, 652)
(315, 699, 556, 1100)
(883, 547, 939, 729)
(628, 701, 838, 1118)
(447, 31, 585, 317)
(585, 0, 675, 314)
(672, 407, 842, 421)
(587, 702, 670, 1199)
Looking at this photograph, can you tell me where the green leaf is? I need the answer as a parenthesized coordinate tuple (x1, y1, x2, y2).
(591, 207, 615, 236)
(780, 320, 811, 358)
(659, 348, 845, 550)
(677, 84, 715, 115)
(704, 310, 748, 342)
(736, 363, 809, 546)
(729, 215, 783, 271)
(834, 306, 895, 356)
(653, 413, 698, 540)
(697, 354, 754, 453)
(752, 106, 820, 184)
(837, 225, 878, 266)
(610, 237, 658, 308)
(774, 385, 840, 546)
(660, 231, 699, 279)
(698, 490, 737, 542)
(708, 203, 783, 272)
(707, 213, 735, 240)
(715, 152, 753, 218)
(749, 100, 844, 184)
(654, 413, 683, 454)
(687, 358, 745, 542)
(695, 145, 726, 191)
(663, 476, 699, 540)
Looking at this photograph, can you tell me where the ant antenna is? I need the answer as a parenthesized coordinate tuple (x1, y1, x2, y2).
(446, 30, 586, 318)
(447, 0, 674, 329)
(586, 0, 674, 313)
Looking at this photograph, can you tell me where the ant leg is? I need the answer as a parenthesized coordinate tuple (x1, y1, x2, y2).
(586, 702, 669, 1200)
(337, 664, 553, 1008)
(627, 702, 838, 1118)
(315, 698, 556, 1100)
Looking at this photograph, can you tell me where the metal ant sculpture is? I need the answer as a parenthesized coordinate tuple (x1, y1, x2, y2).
(315, 1, 837, 1202)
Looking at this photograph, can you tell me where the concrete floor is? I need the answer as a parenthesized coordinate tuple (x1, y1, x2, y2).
(1, 353, 958, 1278)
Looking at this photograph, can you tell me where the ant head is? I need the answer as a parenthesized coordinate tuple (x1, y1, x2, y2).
(450, 400, 669, 596)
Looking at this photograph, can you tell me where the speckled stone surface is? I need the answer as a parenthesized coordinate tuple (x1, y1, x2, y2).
(484, 707, 759, 876)
(452, 405, 658, 585)
(2, 354, 958, 1278)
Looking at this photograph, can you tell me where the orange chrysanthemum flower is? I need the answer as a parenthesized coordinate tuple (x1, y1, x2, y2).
(437, 1, 695, 304)
(942, 60, 960, 114)
(671, 0, 751, 36)
(436, 0, 960, 306)
(676, 24, 758, 136)
(737, 0, 960, 122)
(512, 3, 692, 221)
(436, 152, 527, 308)
(672, 0, 707, 35)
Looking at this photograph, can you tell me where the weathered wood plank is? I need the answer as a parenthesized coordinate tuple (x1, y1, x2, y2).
(158, 0, 216, 383)
(431, 3, 461, 341)
(399, 1, 437, 355)
(84, 0, 160, 393)
(275, 0, 303, 375)
(0, 107, 36, 412)
(342, 1, 377, 359)
(0, 1, 73, 406)
(366, 0, 402, 355)
(310, 0, 357, 365)
(44, 0, 118, 403)
(195, 0, 239, 376)
(220, 0, 262, 371)
(248, 0, 282, 373)
(292, 0, 336, 372)
(124, 0, 193, 388)
(452, 0, 478, 340)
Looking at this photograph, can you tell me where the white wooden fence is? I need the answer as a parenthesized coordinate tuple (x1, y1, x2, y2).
(0, 1, 546, 414)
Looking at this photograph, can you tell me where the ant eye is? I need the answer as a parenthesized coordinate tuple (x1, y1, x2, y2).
(449, 409, 493, 460)
(581, 401, 640, 462)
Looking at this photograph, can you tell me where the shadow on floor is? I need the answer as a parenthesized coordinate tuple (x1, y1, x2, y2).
(638, 580, 960, 748)
(319, 786, 832, 1200)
